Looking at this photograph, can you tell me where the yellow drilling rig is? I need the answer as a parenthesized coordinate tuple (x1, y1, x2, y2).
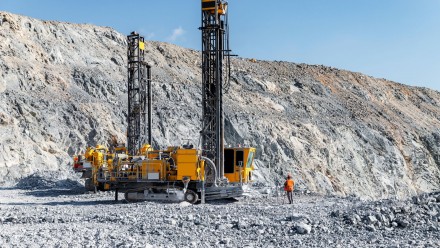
(73, 0, 256, 203)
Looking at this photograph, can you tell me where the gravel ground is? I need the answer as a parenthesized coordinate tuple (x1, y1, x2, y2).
(1, 184, 439, 248)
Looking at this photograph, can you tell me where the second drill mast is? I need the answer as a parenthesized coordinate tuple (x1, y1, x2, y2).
(200, 0, 231, 181)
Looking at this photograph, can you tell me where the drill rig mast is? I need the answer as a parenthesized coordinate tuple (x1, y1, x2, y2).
(73, 1, 255, 203)
(127, 33, 152, 155)
(200, 0, 230, 181)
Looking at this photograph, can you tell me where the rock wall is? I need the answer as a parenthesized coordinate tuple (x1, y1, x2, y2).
(1, 12, 439, 199)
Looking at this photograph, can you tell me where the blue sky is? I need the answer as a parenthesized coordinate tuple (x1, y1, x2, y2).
(2, 0, 439, 91)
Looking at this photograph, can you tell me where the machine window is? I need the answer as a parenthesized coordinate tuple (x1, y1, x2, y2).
(224, 149, 235, 173)
(246, 151, 254, 168)
(236, 151, 244, 167)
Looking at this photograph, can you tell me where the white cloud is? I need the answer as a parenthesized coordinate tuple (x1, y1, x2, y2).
(146, 33, 155, 40)
(137, 28, 155, 40)
(168, 27, 185, 41)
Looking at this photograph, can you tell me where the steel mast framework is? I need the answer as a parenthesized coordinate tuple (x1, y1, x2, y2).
(200, 0, 230, 180)
(127, 33, 152, 155)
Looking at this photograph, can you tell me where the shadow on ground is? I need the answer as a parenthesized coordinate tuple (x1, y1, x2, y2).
(207, 198, 239, 205)
(22, 188, 86, 197)
(2, 199, 119, 206)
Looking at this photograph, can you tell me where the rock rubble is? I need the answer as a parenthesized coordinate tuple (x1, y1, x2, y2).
(333, 191, 440, 233)
(15, 171, 83, 190)
(0, 187, 439, 247)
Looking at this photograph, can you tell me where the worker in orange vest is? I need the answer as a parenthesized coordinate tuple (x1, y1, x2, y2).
(284, 174, 295, 204)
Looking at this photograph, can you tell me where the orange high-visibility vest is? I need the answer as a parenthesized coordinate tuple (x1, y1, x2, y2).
(284, 179, 294, 192)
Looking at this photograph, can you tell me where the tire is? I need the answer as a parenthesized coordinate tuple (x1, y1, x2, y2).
(184, 190, 199, 204)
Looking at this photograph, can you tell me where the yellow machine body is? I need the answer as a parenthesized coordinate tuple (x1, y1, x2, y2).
(102, 146, 205, 183)
(140, 160, 165, 180)
(202, 0, 227, 15)
(74, 144, 255, 197)
(174, 148, 200, 181)
(224, 147, 256, 184)
(77, 145, 255, 184)
(73, 145, 113, 190)
(84, 147, 95, 161)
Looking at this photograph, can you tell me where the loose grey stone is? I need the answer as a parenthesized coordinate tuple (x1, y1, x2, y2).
(295, 223, 312, 234)
(365, 215, 378, 225)
(366, 224, 376, 232)
(396, 219, 409, 228)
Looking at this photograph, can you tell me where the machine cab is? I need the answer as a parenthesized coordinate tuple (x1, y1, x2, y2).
(224, 147, 255, 184)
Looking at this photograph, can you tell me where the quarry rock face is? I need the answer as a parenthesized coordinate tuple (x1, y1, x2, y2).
(1, 11, 439, 199)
